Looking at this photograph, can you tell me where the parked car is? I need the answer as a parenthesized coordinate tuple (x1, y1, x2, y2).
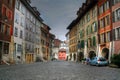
(89, 57, 108, 66)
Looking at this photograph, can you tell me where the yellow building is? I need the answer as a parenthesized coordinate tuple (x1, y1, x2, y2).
(67, 20, 78, 61)
(77, 0, 98, 58)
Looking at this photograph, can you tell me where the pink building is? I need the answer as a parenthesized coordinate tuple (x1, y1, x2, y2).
(58, 48, 66, 61)
(112, 0, 120, 54)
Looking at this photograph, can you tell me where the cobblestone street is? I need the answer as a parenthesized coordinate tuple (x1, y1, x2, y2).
(0, 61, 120, 80)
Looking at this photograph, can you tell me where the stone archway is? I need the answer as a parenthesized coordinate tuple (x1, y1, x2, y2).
(102, 48, 109, 60)
(88, 51, 96, 59)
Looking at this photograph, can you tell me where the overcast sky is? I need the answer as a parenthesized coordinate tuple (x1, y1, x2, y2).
(31, 0, 85, 41)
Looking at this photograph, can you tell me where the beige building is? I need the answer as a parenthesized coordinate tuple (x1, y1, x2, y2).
(67, 0, 98, 61)
(67, 20, 78, 61)
(77, 0, 98, 58)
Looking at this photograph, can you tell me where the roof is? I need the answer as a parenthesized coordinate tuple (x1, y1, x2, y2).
(67, 0, 98, 30)
(20, 0, 43, 22)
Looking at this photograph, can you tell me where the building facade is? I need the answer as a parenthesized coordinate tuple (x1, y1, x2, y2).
(13, 0, 26, 63)
(49, 33, 55, 60)
(52, 39, 61, 60)
(77, 0, 98, 59)
(65, 32, 70, 61)
(112, 0, 120, 54)
(0, 0, 15, 64)
(41, 23, 51, 60)
(20, 0, 43, 63)
(98, 0, 112, 61)
(67, 21, 78, 61)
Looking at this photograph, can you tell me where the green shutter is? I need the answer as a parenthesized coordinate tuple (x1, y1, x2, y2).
(93, 36, 96, 46)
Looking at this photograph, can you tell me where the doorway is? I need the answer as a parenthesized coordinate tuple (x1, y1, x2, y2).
(88, 51, 96, 59)
(102, 48, 109, 60)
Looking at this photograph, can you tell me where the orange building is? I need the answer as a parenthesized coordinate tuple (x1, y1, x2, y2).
(41, 23, 51, 60)
(0, 0, 15, 64)
(98, 0, 112, 60)
(58, 48, 66, 61)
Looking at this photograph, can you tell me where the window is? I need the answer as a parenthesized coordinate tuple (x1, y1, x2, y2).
(115, 27, 120, 40)
(93, 36, 96, 46)
(20, 30, 23, 39)
(81, 40, 84, 48)
(106, 15, 110, 25)
(0, 23, 4, 33)
(26, 11, 29, 18)
(106, 32, 111, 42)
(3, 43, 9, 54)
(86, 13, 90, 22)
(8, 10, 12, 20)
(2, 6, 7, 16)
(116, 8, 120, 21)
(6, 25, 10, 35)
(106, 1, 109, 10)
(16, 0, 20, 10)
(105, 15, 110, 26)
(80, 30, 84, 38)
(20, 17, 24, 27)
(88, 38, 92, 47)
(92, 22, 97, 32)
(17, 44, 22, 52)
(90, 26, 92, 33)
(86, 26, 89, 35)
(4, 25, 10, 35)
(104, 1, 109, 11)
(92, 8, 97, 18)
(100, 34, 105, 43)
(15, 13, 19, 24)
(99, 5, 104, 14)
(14, 27, 18, 37)
(100, 18, 105, 28)
(113, 0, 120, 5)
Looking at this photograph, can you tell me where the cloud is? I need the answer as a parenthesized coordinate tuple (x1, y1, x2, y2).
(31, 0, 85, 40)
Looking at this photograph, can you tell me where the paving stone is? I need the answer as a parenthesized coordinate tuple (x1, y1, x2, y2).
(0, 61, 120, 80)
